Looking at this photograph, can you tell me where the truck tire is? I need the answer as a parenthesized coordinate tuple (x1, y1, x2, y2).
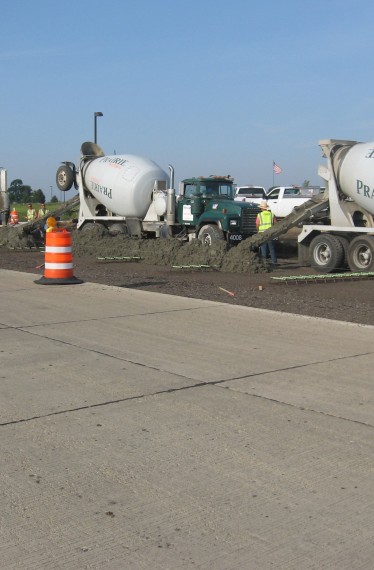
(336, 236, 349, 267)
(80, 222, 108, 236)
(56, 164, 75, 192)
(108, 223, 128, 236)
(309, 234, 345, 273)
(198, 224, 224, 246)
(347, 235, 374, 272)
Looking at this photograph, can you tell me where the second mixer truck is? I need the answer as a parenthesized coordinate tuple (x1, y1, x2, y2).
(244, 138, 374, 274)
(297, 139, 374, 273)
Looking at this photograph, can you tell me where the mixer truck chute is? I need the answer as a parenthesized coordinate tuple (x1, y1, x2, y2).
(56, 142, 260, 245)
(297, 139, 374, 273)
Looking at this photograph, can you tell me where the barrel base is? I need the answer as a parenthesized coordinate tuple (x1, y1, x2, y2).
(34, 276, 84, 285)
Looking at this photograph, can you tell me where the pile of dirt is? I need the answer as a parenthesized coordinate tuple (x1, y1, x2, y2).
(0, 223, 269, 274)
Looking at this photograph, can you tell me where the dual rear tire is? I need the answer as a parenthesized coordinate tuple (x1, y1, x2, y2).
(310, 234, 374, 273)
(310, 234, 346, 273)
(347, 236, 374, 272)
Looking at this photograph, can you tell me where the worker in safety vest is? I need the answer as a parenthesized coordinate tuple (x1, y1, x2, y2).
(37, 202, 50, 219)
(26, 203, 37, 222)
(256, 200, 277, 264)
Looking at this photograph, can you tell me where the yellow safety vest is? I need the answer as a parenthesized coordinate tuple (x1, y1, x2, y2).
(257, 210, 274, 232)
(27, 208, 37, 222)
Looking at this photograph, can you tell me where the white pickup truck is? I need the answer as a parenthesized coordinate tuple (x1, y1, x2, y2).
(266, 186, 325, 218)
(234, 185, 267, 204)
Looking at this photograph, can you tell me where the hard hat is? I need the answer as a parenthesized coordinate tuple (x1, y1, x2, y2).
(259, 201, 268, 209)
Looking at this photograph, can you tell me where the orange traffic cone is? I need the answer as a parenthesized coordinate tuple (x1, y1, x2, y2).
(35, 229, 83, 285)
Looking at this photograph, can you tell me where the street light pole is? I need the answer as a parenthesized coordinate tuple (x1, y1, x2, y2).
(50, 186, 52, 202)
(94, 112, 103, 144)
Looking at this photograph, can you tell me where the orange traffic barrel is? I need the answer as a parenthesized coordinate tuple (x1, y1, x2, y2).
(9, 209, 18, 225)
(35, 229, 83, 285)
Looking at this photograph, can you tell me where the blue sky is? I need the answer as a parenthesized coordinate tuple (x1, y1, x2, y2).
(1, 0, 374, 201)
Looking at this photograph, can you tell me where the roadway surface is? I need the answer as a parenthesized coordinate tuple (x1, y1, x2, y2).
(1, 269, 373, 569)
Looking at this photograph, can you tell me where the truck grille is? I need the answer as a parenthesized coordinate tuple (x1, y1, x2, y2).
(241, 207, 259, 234)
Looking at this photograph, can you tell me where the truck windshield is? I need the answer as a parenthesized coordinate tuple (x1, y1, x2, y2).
(200, 183, 234, 199)
(237, 187, 265, 197)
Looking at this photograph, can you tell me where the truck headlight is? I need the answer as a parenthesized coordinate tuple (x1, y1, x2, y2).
(229, 219, 238, 226)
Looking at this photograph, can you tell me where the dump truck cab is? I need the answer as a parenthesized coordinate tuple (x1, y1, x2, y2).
(177, 175, 259, 245)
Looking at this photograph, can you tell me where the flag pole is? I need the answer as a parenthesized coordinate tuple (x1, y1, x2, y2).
(272, 161, 274, 187)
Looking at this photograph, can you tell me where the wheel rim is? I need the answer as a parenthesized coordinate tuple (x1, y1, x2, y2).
(314, 243, 331, 266)
(202, 233, 212, 246)
(352, 244, 372, 269)
(58, 172, 67, 185)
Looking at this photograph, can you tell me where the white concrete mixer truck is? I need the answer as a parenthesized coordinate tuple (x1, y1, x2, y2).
(297, 139, 374, 273)
(56, 142, 259, 245)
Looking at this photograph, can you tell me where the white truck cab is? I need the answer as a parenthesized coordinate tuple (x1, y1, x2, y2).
(234, 185, 267, 204)
(266, 186, 325, 218)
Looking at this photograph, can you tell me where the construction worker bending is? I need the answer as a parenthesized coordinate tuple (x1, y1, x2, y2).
(256, 200, 277, 265)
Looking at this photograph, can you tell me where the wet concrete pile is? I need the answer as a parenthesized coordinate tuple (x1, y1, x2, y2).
(0, 225, 36, 250)
(72, 225, 268, 273)
(0, 224, 269, 274)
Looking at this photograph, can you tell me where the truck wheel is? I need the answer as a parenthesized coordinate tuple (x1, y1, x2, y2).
(198, 224, 223, 246)
(309, 234, 345, 273)
(80, 222, 108, 236)
(336, 236, 349, 268)
(56, 164, 75, 192)
(347, 236, 374, 272)
(108, 223, 128, 236)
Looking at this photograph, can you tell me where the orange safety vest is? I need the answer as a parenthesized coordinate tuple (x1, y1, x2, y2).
(257, 210, 275, 232)
(10, 209, 19, 225)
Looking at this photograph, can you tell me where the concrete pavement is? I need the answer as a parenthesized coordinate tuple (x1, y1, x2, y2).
(1, 269, 374, 569)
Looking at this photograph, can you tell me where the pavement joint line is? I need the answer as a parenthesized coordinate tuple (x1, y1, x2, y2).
(0, 381, 209, 428)
(2, 351, 374, 429)
(8, 324, 374, 376)
(2, 304, 223, 330)
(2, 370, 374, 431)
(4, 328, 200, 380)
(216, 386, 374, 430)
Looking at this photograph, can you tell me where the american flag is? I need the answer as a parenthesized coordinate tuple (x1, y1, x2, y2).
(273, 162, 282, 174)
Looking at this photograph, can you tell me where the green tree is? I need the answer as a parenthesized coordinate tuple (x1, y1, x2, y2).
(8, 180, 47, 204)
(8, 179, 23, 203)
(302, 180, 310, 188)
(32, 189, 46, 203)
(51, 195, 59, 203)
(8, 179, 32, 203)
